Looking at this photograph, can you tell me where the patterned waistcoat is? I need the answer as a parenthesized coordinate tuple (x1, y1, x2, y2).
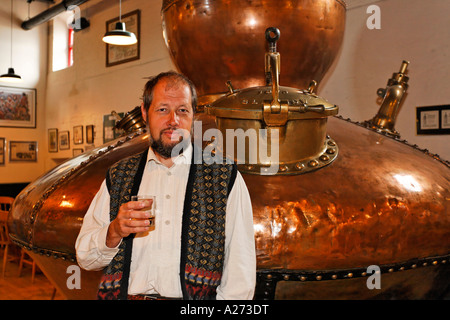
(96, 147, 237, 300)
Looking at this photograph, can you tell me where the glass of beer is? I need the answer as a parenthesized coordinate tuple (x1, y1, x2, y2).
(131, 195, 156, 228)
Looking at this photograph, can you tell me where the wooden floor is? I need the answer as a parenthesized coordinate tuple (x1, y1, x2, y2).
(0, 246, 64, 300)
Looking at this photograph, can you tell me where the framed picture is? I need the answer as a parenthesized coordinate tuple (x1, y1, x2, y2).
(442, 109, 450, 129)
(416, 105, 450, 135)
(73, 148, 83, 157)
(59, 131, 70, 150)
(0, 138, 5, 165)
(73, 125, 83, 144)
(0, 86, 36, 128)
(105, 9, 140, 67)
(103, 112, 124, 143)
(9, 141, 37, 162)
(86, 125, 94, 144)
(48, 128, 58, 152)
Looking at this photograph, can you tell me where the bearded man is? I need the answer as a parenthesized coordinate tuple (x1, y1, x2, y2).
(75, 71, 256, 300)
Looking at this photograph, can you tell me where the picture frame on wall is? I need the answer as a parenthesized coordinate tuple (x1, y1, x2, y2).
(73, 125, 83, 144)
(9, 141, 37, 162)
(73, 148, 83, 157)
(59, 131, 70, 150)
(0, 138, 5, 165)
(416, 105, 450, 135)
(48, 128, 58, 152)
(103, 112, 124, 143)
(86, 125, 94, 144)
(0, 86, 36, 128)
(105, 10, 140, 67)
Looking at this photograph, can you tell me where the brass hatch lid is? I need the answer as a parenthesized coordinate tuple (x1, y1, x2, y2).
(206, 84, 338, 125)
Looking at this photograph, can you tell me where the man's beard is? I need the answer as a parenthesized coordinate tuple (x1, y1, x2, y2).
(150, 129, 191, 159)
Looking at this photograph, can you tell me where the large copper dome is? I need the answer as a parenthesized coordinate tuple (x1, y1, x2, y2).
(161, 0, 346, 95)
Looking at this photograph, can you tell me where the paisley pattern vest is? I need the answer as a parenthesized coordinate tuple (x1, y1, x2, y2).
(96, 147, 237, 300)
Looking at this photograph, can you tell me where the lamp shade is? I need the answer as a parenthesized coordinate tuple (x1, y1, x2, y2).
(0, 67, 22, 82)
(102, 22, 137, 45)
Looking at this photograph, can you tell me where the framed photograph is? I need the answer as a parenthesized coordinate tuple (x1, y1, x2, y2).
(9, 141, 37, 162)
(48, 128, 58, 152)
(0, 86, 36, 128)
(73, 125, 83, 144)
(442, 109, 450, 129)
(73, 148, 83, 157)
(105, 9, 140, 67)
(0, 138, 5, 165)
(59, 131, 70, 150)
(103, 112, 124, 143)
(86, 125, 94, 144)
(416, 105, 450, 135)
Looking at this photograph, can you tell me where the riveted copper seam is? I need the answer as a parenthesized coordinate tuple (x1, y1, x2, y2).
(255, 253, 450, 299)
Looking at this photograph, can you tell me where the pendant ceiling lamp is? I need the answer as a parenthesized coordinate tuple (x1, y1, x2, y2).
(102, 0, 137, 45)
(1, 0, 22, 82)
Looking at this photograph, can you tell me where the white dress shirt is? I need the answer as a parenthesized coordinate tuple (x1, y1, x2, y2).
(75, 144, 256, 299)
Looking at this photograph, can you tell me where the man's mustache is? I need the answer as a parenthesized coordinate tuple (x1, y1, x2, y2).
(160, 127, 191, 141)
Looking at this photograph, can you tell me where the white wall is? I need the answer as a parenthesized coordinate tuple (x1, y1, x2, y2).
(320, 0, 450, 161)
(0, 0, 48, 183)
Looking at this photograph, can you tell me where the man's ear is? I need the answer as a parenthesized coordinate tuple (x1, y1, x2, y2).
(140, 102, 147, 124)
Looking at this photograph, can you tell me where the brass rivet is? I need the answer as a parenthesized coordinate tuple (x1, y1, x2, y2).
(316, 275, 322, 281)
(283, 275, 289, 281)
(308, 160, 319, 167)
(266, 274, 272, 279)
(399, 267, 405, 271)
(295, 163, 304, 170)
(319, 155, 329, 161)
(347, 273, 353, 278)
(279, 165, 288, 172)
(361, 272, 367, 277)
(433, 260, 438, 265)
(411, 264, 417, 268)
(388, 268, 394, 273)
(326, 148, 335, 154)
(300, 276, 307, 281)
(423, 262, 428, 267)
(331, 274, 337, 280)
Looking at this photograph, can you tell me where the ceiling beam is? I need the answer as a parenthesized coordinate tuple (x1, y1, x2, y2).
(21, 0, 89, 30)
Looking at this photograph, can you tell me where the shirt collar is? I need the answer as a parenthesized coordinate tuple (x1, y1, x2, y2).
(147, 143, 192, 166)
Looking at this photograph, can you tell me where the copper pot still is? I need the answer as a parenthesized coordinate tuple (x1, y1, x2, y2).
(161, 0, 346, 96)
(6, 0, 450, 300)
